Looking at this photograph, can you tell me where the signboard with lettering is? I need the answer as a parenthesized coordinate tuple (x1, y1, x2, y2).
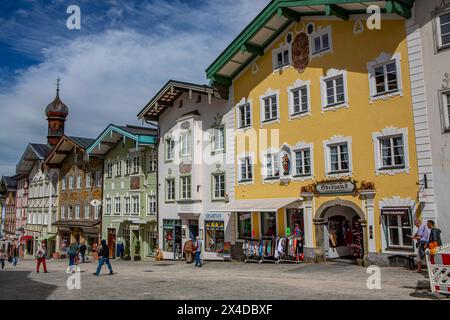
(223, 242, 231, 260)
(205, 213, 224, 221)
(381, 208, 410, 216)
(315, 180, 356, 195)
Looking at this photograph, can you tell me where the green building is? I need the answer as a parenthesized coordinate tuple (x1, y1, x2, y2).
(87, 124, 158, 260)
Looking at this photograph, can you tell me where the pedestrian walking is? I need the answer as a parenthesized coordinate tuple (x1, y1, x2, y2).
(36, 242, 48, 273)
(11, 243, 19, 267)
(183, 238, 193, 264)
(79, 242, 87, 263)
(194, 236, 202, 267)
(411, 219, 429, 272)
(94, 240, 113, 276)
(427, 220, 442, 255)
(67, 242, 79, 273)
(117, 240, 124, 260)
(0, 249, 5, 270)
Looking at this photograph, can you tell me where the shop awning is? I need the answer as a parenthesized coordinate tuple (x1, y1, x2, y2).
(36, 233, 56, 241)
(213, 198, 302, 213)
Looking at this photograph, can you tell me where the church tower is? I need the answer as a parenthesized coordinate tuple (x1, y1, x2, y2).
(45, 78, 68, 146)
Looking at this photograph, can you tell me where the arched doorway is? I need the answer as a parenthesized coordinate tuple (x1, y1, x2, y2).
(315, 199, 366, 261)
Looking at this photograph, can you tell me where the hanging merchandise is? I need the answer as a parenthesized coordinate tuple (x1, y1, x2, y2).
(351, 216, 364, 259)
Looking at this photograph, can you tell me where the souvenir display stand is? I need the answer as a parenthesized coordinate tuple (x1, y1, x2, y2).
(242, 236, 304, 264)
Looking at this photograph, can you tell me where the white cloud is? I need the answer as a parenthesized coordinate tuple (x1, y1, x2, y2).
(0, 0, 269, 175)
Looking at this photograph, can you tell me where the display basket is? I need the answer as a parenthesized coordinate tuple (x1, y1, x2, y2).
(425, 243, 450, 295)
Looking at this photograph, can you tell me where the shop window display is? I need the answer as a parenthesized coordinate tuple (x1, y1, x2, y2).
(205, 221, 224, 253)
(327, 215, 364, 259)
(261, 212, 277, 239)
(238, 213, 251, 239)
(286, 209, 304, 236)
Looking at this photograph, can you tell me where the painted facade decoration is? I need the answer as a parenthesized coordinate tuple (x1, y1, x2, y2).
(87, 124, 158, 260)
(45, 136, 101, 255)
(138, 80, 234, 261)
(206, 0, 420, 265)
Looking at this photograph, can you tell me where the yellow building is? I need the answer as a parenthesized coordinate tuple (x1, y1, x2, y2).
(207, 0, 420, 265)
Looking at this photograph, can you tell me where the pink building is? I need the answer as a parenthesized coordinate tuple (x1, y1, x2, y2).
(14, 175, 29, 256)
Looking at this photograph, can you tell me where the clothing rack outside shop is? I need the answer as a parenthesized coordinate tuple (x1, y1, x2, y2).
(242, 236, 304, 264)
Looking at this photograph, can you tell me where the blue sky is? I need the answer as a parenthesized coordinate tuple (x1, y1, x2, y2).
(0, 0, 269, 175)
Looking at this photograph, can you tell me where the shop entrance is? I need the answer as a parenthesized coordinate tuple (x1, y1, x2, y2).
(107, 228, 116, 259)
(323, 206, 364, 260)
(188, 220, 198, 240)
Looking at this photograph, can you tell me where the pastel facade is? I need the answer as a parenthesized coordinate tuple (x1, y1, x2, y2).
(87, 124, 158, 260)
(0, 177, 17, 239)
(138, 81, 234, 261)
(206, 0, 420, 264)
(45, 136, 102, 254)
(406, 0, 450, 244)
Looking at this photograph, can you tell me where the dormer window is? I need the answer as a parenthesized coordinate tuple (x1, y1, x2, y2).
(311, 26, 332, 57)
(272, 44, 291, 70)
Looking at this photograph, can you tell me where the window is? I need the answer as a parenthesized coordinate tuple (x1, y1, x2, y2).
(148, 195, 157, 214)
(261, 212, 277, 239)
(379, 136, 405, 169)
(84, 204, 90, 220)
(205, 221, 224, 253)
(237, 213, 251, 239)
(294, 149, 311, 176)
(125, 156, 131, 175)
(85, 173, 91, 188)
(132, 196, 140, 215)
(166, 179, 175, 202)
(180, 176, 191, 200)
(383, 209, 413, 249)
(262, 95, 278, 122)
(75, 205, 80, 219)
(442, 92, 450, 131)
(69, 176, 74, 189)
(165, 138, 175, 161)
(291, 86, 309, 115)
(324, 75, 345, 107)
(239, 156, 253, 182)
(61, 206, 65, 220)
(212, 173, 225, 200)
(211, 126, 225, 153)
(105, 198, 112, 215)
(329, 143, 349, 173)
(265, 153, 280, 179)
(114, 197, 121, 215)
(311, 26, 332, 56)
(286, 209, 304, 236)
(125, 197, 131, 215)
(67, 206, 72, 219)
(436, 10, 450, 49)
(77, 174, 82, 189)
(94, 205, 100, 220)
(180, 131, 191, 157)
(374, 61, 398, 95)
(148, 153, 157, 172)
(272, 46, 290, 70)
(238, 103, 251, 129)
(95, 171, 102, 187)
(116, 160, 122, 177)
(107, 162, 113, 178)
(132, 155, 140, 174)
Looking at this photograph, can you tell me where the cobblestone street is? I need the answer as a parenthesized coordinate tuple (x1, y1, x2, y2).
(0, 258, 444, 300)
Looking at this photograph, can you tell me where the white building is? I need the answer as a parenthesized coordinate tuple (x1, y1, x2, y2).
(138, 80, 235, 260)
(406, 0, 450, 244)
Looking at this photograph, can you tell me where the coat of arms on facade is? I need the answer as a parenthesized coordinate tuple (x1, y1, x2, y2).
(292, 32, 309, 73)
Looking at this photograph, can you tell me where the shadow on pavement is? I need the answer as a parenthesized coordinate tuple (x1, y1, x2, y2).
(0, 271, 58, 300)
(407, 280, 450, 300)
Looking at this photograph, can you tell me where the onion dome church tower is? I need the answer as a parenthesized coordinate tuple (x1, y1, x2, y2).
(46, 77, 69, 146)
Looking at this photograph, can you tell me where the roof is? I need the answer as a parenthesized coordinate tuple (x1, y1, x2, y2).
(16, 143, 52, 174)
(86, 124, 158, 156)
(213, 198, 301, 212)
(0, 176, 17, 192)
(137, 80, 220, 121)
(205, 0, 415, 86)
(45, 135, 95, 166)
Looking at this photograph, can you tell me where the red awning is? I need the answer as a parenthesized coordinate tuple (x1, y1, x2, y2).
(20, 235, 33, 242)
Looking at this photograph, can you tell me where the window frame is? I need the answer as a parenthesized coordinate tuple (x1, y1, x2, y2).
(114, 196, 121, 215)
(272, 43, 291, 71)
(264, 152, 280, 180)
(105, 198, 112, 215)
(288, 80, 311, 118)
(237, 101, 252, 129)
(211, 125, 225, 154)
(147, 152, 157, 173)
(165, 178, 176, 203)
(320, 69, 348, 112)
(440, 90, 450, 132)
(372, 127, 410, 175)
(148, 195, 157, 215)
(367, 53, 403, 102)
(237, 212, 252, 240)
(165, 137, 175, 161)
(294, 148, 312, 177)
(310, 25, 333, 57)
(131, 195, 140, 216)
(378, 135, 406, 170)
(84, 204, 90, 220)
(259, 90, 280, 125)
(435, 8, 450, 51)
(260, 212, 277, 240)
(180, 131, 192, 157)
(238, 155, 253, 183)
(212, 172, 226, 201)
(323, 135, 353, 178)
(383, 209, 414, 250)
(180, 175, 192, 200)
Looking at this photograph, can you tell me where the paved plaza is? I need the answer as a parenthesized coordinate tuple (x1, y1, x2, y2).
(0, 258, 447, 300)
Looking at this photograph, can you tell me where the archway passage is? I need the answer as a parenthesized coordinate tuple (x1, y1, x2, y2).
(322, 206, 364, 260)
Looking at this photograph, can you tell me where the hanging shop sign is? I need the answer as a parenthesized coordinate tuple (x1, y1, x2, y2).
(381, 208, 410, 216)
(315, 179, 357, 196)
